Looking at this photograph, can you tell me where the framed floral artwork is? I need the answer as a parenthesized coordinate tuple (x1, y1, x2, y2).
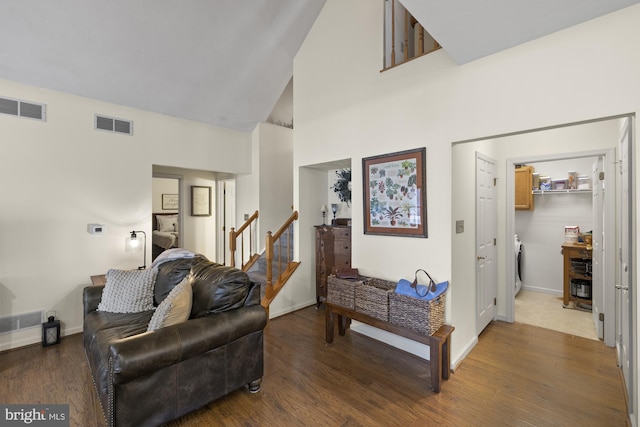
(362, 147, 427, 237)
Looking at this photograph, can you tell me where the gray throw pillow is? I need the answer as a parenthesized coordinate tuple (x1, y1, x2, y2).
(97, 268, 157, 313)
(147, 277, 193, 331)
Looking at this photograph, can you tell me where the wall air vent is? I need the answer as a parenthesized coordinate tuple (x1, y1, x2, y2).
(0, 310, 44, 334)
(0, 96, 46, 121)
(95, 114, 133, 135)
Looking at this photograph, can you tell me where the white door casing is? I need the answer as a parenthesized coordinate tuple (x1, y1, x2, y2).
(616, 118, 633, 411)
(592, 158, 604, 340)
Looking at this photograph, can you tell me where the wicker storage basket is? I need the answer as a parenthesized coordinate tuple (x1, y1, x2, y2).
(355, 278, 395, 321)
(327, 275, 365, 309)
(389, 292, 446, 336)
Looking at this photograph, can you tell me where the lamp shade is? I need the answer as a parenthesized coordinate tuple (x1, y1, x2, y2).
(125, 230, 147, 269)
(125, 233, 142, 252)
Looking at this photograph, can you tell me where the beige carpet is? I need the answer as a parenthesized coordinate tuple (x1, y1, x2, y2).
(515, 289, 599, 341)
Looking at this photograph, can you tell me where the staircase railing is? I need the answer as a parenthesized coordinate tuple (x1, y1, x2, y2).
(229, 210, 259, 270)
(263, 210, 300, 307)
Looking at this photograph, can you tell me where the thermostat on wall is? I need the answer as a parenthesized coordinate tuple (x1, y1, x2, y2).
(87, 224, 105, 235)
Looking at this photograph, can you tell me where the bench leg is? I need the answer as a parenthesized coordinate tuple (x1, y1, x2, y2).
(338, 315, 347, 336)
(430, 338, 444, 393)
(325, 308, 334, 343)
(442, 335, 451, 380)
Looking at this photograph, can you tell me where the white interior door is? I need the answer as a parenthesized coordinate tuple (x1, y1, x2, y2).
(476, 152, 497, 334)
(616, 118, 633, 409)
(592, 158, 604, 340)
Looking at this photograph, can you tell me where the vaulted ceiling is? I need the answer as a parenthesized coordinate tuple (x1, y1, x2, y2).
(0, 0, 637, 132)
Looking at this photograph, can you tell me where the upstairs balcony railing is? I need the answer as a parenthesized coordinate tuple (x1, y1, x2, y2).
(383, 0, 441, 71)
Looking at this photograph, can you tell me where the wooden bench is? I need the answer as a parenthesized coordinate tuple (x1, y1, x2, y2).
(325, 302, 454, 393)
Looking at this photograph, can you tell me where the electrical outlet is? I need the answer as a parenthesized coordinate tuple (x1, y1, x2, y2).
(244, 214, 249, 221)
(456, 220, 464, 234)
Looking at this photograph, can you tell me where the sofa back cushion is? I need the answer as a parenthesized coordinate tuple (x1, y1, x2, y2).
(189, 261, 252, 318)
(154, 256, 206, 306)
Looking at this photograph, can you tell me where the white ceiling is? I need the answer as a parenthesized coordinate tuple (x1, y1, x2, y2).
(0, 0, 637, 132)
(402, 0, 640, 64)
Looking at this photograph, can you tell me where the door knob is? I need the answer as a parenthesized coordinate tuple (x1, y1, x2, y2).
(615, 285, 629, 290)
(477, 256, 486, 260)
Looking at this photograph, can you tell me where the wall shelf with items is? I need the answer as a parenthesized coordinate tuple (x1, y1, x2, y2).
(533, 189, 592, 195)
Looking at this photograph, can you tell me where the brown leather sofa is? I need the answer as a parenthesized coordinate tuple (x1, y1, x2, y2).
(83, 256, 268, 427)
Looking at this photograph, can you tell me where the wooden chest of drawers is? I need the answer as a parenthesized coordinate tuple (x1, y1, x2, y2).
(315, 225, 351, 305)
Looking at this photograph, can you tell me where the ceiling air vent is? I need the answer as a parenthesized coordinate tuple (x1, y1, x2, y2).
(0, 96, 46, 121)
(95, 114, 133, 135)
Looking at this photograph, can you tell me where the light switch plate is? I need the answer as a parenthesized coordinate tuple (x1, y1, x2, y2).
(456, 220, 464, 234)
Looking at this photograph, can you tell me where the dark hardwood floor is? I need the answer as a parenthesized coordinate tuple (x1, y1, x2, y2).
(0, 305, 628, 426)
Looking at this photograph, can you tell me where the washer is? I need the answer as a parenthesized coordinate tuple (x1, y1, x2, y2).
(514, 234, 523, 295)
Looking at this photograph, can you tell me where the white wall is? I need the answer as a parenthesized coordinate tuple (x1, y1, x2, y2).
(0, 79, 251, 351)
(266, 78, 293, 128)
(234, 122, 296, 317)
(258, 123, 294, 247)
(293, 1, 639, 401)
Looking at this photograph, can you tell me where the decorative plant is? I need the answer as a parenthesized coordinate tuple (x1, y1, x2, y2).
(385, 177, 401, 200)
(401, 202, 416, 219)
(332, 169, 351, 206)
(383, 206, 403, 226)
(401, 160, 416, 173)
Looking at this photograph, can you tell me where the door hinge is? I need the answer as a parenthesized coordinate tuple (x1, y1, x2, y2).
(599, 313, 604, 322)
(599, 171, 605, 181)
(493, 177, 497, 186)
(494, 238, 497, 246)
(494, 298, 497, 305)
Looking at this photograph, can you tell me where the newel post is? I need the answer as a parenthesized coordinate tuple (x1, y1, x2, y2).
(265, 231, 274, 299)
(229, 227, 236, 268)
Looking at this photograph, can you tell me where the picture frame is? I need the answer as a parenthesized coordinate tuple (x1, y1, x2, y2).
(161, 194, 179, 210)
(362, 147, 427, 237)
(191, 186, 211, 217)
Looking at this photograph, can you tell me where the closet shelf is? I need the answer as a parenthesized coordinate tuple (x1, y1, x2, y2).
(533, 189, 592, 195)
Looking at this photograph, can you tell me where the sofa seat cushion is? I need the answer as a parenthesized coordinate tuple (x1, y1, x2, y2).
(84, 310, 154, 398)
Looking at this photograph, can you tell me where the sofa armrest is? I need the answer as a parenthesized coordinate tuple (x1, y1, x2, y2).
(83, 285, 104, 317)
(109, 304, 267, 384)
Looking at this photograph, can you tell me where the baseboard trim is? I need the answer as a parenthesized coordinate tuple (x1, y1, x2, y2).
(451, 335, 478, 372)
(268, 299, 316, 319)
(521, 285, 562, 297)
(0, 326, 83, 353)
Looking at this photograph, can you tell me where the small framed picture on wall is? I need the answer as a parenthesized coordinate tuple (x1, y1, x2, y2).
(191, 186, 211, 216)
(162, 194, 179, 210)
